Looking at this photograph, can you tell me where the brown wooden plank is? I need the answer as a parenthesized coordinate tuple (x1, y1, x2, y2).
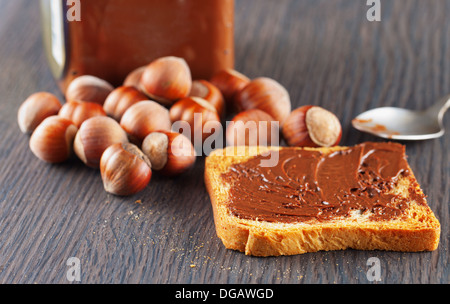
(0, 0, 448, 284)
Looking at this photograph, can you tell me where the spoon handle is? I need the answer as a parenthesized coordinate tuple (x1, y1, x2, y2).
(426, 95, 450, 120)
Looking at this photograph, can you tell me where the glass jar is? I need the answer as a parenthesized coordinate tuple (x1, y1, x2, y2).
(40, 0, 235, 92)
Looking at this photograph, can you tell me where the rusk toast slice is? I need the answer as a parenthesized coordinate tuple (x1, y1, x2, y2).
(204, 143, 440, 257)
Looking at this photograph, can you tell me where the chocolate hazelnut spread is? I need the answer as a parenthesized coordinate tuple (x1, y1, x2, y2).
(222, 142, 426, 223)
(40, 0, 234, 91)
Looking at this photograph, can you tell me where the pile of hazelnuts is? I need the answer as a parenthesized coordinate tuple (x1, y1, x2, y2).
(17, 56, 342, 196)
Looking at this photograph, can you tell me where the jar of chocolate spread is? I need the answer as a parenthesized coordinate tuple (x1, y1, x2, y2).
(40, 0, 235, 92)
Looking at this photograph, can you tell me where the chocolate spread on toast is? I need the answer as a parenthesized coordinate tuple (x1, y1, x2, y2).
(222, 142, 426, 223)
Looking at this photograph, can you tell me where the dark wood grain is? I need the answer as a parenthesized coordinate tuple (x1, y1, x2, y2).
(0, 0, 448, 284)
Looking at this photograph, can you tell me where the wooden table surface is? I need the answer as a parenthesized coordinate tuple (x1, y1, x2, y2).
(0, 0, 448, 284)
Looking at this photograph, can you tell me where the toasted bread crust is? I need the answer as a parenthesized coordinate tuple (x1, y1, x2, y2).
(205, 146, 440, 256)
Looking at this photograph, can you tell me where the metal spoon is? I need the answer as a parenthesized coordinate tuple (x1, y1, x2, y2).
(352, 95, 450, 140)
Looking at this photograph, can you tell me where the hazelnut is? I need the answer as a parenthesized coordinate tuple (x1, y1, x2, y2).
(29, 116, 78, 163)
(100, 143, 152, 196)
(65, 75, 114, 105)
(142, 131, 196, 176)
(282, 106, 342, 147)
(169, 97, 221, 144)
(73, 116, 129, 168)
(189, 80, 225, 119)
(235, 77, 291, 125)
(120, 100, 172, 144)
(210, 69, 250, 113)
(59, 100, 106, 127)
(123, 65, 146, 88)
(139, 56, 192, 106)
(103, 86, 148, 121)
(226, 109, 279, 146)
(18, 92, 62, 134)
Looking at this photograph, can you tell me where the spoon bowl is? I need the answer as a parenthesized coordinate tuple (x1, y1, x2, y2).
(352, 95, 450, 140)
